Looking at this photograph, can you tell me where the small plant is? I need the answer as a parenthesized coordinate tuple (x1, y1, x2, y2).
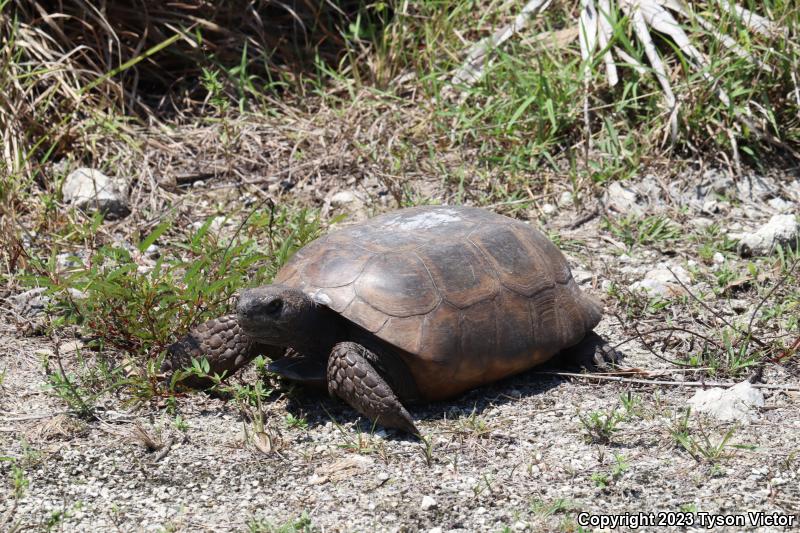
(531, 498, 572, 518)
(173, 415, 189, 432)
(669, 411, 746, 464)
(603, 214, 681, 249)
(247, 512, 317, 533)
(10, 463, 29, 499)
(471, 474, 494, 498)
(611, 453, 629, 479)
(590, 454, 627, 489)
(457, 407, 492, 437)
(28, 204, 322, 409)
(591, 472, 610, 488)
(284, 413, 308, 430)
(419, 435, 434, 467)
(619, 392, 642, 419)
(578, 407, 624, 444)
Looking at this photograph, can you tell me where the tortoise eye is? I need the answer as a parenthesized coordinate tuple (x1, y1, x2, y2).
(265, 299, 283, 314)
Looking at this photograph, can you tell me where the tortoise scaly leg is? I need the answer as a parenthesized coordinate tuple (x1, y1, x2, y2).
(327, 342, 419, 436)
(559, 331, 622, 370)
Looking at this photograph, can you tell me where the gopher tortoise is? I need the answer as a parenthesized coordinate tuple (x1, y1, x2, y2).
(165, 205, 612, 435)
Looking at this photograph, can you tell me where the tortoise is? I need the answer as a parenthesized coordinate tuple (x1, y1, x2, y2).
(164, 205, 612, 435)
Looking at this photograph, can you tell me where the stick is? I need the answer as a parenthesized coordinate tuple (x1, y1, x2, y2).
(538, 371, 800, 391)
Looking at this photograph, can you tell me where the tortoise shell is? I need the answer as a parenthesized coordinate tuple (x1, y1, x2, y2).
(275, 205, 602, 400)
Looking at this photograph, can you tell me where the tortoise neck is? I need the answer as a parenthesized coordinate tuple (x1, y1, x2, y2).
(287, 305, 342, 357)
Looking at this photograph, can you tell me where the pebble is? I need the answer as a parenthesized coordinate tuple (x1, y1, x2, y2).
(737, 213, 799, 256)
(330, 190, 363, 207)
(606, 182, 642, 215)
(541, 203, 557, 215)
(768, 197, 794, 212)
(629, 265, 691, 298)
(421, 496, 438, 510)
(62, 167, 130, 219)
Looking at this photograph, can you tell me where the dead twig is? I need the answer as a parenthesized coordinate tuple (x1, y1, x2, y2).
(539, 371, 800, 391)
(150, 437, 175, 463)
(665, 266, 768, 350)
(747, 257, 799, 349)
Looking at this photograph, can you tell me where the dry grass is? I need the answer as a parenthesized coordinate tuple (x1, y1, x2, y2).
(0, 0, 368, 178)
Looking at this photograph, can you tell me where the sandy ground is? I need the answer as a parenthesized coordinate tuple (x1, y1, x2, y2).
(2, 166, 799, 532)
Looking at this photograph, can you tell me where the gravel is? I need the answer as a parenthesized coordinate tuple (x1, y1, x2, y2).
(2, 167, 799, 532)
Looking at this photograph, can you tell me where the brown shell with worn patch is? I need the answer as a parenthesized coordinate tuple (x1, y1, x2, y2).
(275, 206, 602, 401)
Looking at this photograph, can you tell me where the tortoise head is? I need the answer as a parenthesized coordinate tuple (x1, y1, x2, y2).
(236, 285, 319, 347)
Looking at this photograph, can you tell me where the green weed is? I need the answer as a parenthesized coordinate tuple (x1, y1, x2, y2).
(578, 407, 624, 444)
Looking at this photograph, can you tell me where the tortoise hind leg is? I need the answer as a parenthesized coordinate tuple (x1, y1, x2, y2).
(327, 342, 419, 436)
(557, 331, 622, 370)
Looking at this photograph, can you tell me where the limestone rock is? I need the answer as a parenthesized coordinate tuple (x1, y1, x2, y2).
(63, 168, 130, 219)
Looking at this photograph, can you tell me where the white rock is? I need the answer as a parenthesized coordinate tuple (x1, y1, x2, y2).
(691, 217, 714, 229)
(330, 190, 363, 207)
(421, 495, 438, 510)
(571, 268, 593, 285)
(737, 214, 799, 256)
(701, 199, 720, 214)
(727, 299, 748, 313)
(630, 265, 691, 298)
(63, 168, 129, 218)
(541, 203, 557, 215)
(606, 182, 642, 215)
(736, 174, 773, 201)
(10, 287, 48, 318)
(768, 197, 794, 212)
(191, 216, 226, 234)
(688, 380, 764, 422)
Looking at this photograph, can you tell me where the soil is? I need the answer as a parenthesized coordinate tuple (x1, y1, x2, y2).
(2, 161, 799, 532)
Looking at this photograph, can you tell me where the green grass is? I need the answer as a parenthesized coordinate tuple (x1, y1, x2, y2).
(578, 406, 624, 444)
(247, 513, 317, 533)
(669, 411, 753, 464)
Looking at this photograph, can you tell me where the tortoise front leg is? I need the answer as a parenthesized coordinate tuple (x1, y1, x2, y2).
(163, 315, 282, 389)
(327, 342, 419, 436)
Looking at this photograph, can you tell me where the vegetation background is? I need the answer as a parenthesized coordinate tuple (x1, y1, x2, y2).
(1, 1, 799, 531)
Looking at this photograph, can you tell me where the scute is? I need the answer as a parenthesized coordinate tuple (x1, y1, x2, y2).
(418, 241, 499, 308)
(469, 223, 555, 297)
(355, 253, 441, 317)
(343, 297, 389, 333)
(301, 244, 371, 288)
(419, 303, 460, 363)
